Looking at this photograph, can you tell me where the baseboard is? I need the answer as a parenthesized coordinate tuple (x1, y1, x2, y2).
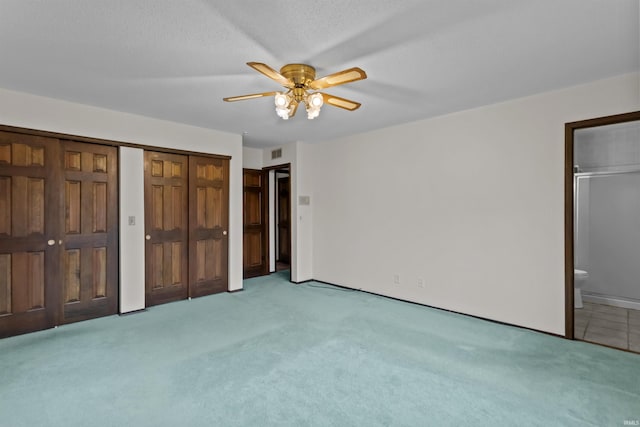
(119, 308, 147, 316)
(308, 279, 564, 339)
(582, 292, 640, 310)
(227, 288, 244, 294)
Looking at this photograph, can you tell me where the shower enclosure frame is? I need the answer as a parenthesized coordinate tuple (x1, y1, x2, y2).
(564, 110, 640, 339)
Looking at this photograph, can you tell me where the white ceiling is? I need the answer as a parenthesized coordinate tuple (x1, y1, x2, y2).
(0, 1, 638, 148)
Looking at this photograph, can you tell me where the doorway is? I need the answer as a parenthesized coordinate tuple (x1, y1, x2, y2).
(275, 169, 291, 272)
(565, 110, 640, 353)
(242, 164, 292, 280)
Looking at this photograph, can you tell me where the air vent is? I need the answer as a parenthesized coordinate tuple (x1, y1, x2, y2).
(271, 148, 282, 159)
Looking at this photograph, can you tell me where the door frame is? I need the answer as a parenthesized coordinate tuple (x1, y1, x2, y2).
(263, 163, 292, 280)
(564, 110, 640, 339)
(0, 124, 231, 161)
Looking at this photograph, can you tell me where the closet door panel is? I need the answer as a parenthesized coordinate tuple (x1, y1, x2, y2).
(144, 151, 189, 306)
(60, 141, 118, 323)
(0, 131, 60, 338)
(189, 156, 229, 297)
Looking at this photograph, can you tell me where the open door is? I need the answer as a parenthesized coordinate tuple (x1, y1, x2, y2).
(243, 169, 268, 278)
(277, 175, 291, 267)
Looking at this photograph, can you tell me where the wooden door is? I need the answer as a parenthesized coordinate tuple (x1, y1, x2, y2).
(243, 169, 268, 278)
(0, 131, 61, 338)
(144, 151, 189, 306)
(277, 176, 291, 263)
(60, 141, 118, 323)
(189, 156, 229, 297)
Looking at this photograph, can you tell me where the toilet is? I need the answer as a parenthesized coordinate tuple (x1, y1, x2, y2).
(574, 269, 588, 309)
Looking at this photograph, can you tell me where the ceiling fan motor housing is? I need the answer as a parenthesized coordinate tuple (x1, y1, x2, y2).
(280, 64, 316, 87)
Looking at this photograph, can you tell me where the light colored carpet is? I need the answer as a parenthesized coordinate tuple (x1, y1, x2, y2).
(0, 271, 638, 426)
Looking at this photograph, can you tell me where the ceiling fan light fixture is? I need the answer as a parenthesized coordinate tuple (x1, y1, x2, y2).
(308, 92, 323, 108)
(277, 108, 291, 120)
(275, 92, 295, 120)
(306, 108, 320, 120)
(305, 92, 323, 120)
(274, 92, 290, 108)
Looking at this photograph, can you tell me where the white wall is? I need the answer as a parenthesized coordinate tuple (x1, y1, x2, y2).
(0, 88, 244, 303)
(295, 141, 313, 281)
(119, 147, 145, 312)
(262, 142, 313, 282)
(242, 146, 263, 169)
(306, 73, 640, 335)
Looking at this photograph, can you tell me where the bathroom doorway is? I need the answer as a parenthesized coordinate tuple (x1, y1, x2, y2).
(565, 111, 640, 353)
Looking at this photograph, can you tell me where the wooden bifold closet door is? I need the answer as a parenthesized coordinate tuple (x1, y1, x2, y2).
(144, 151, 229, 307)
(0, 131, 119, 338)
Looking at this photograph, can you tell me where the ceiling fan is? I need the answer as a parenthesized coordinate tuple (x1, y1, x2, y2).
(223, 62, 367, 120)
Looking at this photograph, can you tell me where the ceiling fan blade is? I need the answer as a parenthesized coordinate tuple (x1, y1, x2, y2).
(247, 62, 294, 88)
(223, 91, 278, 102)
(321, 93, 361, 111)
(309, 67, 367, 90)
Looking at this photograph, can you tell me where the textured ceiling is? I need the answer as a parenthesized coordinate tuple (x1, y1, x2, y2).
(0, 0, 638, 148)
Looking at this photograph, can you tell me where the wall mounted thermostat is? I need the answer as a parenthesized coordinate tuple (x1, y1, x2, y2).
(298, 196, 310, 206)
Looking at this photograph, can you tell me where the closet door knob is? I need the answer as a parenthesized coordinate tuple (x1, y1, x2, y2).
(223, 230, 227, 236)
(145, 235, 151, 240)
(47, 239, 55, 246)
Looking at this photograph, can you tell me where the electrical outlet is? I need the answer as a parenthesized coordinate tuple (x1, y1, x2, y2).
(393, 274, 400, 285)
(417, 277, 425, 288)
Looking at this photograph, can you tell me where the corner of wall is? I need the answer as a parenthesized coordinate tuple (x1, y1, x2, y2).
(295, 141, 313, 282)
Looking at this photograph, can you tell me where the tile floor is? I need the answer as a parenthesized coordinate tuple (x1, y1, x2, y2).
(574, 302, 640, 352)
